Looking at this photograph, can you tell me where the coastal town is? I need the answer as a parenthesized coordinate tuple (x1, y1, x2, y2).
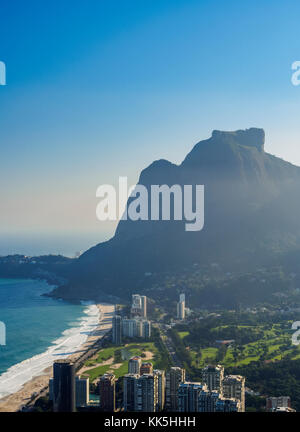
(0, 294, 295, 413)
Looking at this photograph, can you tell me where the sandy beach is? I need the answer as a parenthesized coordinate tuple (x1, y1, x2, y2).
(0, 303, 114, 412)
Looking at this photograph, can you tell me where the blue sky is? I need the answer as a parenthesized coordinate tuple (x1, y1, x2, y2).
(0, 0, 300, 255)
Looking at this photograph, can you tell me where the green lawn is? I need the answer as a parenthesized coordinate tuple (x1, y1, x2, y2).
(178, 331, 189, 339)
(113, 361, 130, 378)
(82, 342, 160, 382)
(83, 365, 111, 382)
(182, 322, 298, 369)
(190, 347, 218, 367)
(83, 346, 118, 368)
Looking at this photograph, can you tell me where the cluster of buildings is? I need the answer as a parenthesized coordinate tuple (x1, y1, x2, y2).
(49, 357, 298, 413)
(49, 293, 297, 413)
(49, 360, 89, 412)
(45, 287, 298, 413)
(177, 367, 245, 412)
(101, 363, 245, 413)
(49, 359, 245, 413)
(112, 295, 151, 345)
(266, 396, 295, 412)
(179, 365, 245, 412)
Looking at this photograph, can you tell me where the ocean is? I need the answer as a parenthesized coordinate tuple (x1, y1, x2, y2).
(0, 278, 99, 399)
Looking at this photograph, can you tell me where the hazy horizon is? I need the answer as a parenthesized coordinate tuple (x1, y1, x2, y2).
(1, 0, 300, 255)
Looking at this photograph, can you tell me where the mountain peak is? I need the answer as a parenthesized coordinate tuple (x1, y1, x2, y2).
(182, 128, 266, 169)
(55, 126, 300, 306)
(211, 128, 265, 151)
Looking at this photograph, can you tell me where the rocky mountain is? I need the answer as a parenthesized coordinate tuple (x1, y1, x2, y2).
(50, 128, 300, 303)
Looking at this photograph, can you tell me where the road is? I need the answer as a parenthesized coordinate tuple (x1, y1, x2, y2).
(156, 323, 186, 369)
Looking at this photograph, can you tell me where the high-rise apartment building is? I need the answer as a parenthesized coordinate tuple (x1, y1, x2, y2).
(76, 376, 89, 407)
(131, 294, 142, 316)
(153, 369, 165, 411)
(122, 319, 139, 338)
(177, 301, 185, 320)
(266, 396, 292, 412)
(122, 318, 151, 339)
(99, 373, 116, 412)
(131, 294, 147, 318)
(128, 356, 142, 374)
(215, 396, 240, 412)
(142, 320, 151, 338)
(178, 382, 240, 412)
(178, 382, 206, 412)
(112, 315, 122, 345)
(141, 296, 147, 318)
(50, 375, 89, 408)
(53, 360, 76, 412)
(49, 378, 54, 401)
(165, 367, 185, 411)
(223, 375, 245, 412)
(176, 294, 185, 320)
(135, 374, 158, 412)
(132, 294, 142, 307)
(202, 365, 224, 392)
(140, 362, 153, 375)
(123, 373, 139, 412)
(123, 373, 159, 412)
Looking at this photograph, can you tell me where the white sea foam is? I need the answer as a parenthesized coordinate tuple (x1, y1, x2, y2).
(0, 303, 101, 400)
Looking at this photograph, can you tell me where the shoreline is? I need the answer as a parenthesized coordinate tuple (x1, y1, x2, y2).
(0, 303, 114, 412)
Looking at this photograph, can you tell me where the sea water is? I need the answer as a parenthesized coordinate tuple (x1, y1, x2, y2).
(0, 278, 99, 399)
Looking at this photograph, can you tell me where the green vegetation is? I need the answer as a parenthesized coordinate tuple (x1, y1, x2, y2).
(166, 310, 300, 410)
(151, 327, 172, 370)
(178, 331, 189, 339)
(229, 359, 300, 412)
(186, 329, 300, 370)
(169, 311, 300, 397)
(82, 331, 171, 383)
(83, 364, 112, 382)
(145, 262, 300, 311)
(168, 328, 193, 371)
(173, 311, 299, 370)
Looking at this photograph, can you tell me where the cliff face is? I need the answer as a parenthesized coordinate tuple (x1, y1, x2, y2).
(51, 128, 300, 301)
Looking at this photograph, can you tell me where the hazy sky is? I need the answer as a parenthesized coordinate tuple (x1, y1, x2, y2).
(1, 0, 300, 255)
